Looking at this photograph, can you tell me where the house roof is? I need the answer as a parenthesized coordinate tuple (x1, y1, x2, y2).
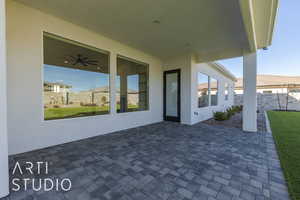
(44, 81, 72, 88)
(235, 75, 300, 89)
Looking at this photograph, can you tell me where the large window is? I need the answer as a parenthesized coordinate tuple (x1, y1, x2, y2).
(198, 73, 209, 107)
(43, 33, 110, 120)
(225, 83, 229, 100)
(116, 56, 149, 113)
(198, 73, 220, 107)
(210, 78, 218, 106)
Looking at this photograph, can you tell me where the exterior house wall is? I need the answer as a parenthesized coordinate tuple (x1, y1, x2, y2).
(0, 0, 9, 196)
(6, 1, 237, 155)
(190, 62, 235, 124)
(6, 1, 163, 155)
(163, 54, 192, 125)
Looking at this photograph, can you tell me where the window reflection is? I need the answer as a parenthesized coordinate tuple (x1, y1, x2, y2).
(43, 33, 110, 120)
(198, 73, 209, 107)
(211, 78, 218, 106)
(116, 56, 149, 113)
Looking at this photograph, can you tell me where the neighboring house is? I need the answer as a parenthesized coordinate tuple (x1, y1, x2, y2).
(234, 75, 300, 94)
(234, 75, 300, 111)
(0, 0, 278, 197)
(43, 81, 71, 93)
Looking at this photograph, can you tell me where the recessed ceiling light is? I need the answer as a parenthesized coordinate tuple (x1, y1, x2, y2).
(153, 20, 161, 24)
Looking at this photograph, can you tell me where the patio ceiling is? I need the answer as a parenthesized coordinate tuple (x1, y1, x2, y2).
(14, 0, 278, 62)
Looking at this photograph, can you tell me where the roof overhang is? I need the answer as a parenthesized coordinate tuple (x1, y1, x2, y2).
(13, 0, 279, 62)
(239, 0, 279, 52)
(208, 63, 237, 82)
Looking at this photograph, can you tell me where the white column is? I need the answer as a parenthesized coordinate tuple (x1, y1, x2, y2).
(243, 52, 257, 132)
(0, 0, 9, 197)
(109, 52, 117, 115)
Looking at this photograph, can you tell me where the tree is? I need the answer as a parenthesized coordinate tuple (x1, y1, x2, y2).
(285, 84, 294, 111)
(101, 96, 107, 106)
(276, 91, 282, 110)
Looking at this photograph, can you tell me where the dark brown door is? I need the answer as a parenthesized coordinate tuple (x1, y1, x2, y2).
(163, 69, 181, 122)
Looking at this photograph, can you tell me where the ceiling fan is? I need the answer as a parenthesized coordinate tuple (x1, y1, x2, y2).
(64, 54, 98, 66)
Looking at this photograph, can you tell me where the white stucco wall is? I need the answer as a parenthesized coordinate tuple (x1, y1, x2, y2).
(163, 56, 235, 125)
(6, 1, 237, 155)
(0, 0, 9, 197)
(190, 62, 235, 124)
(163, 54, 192, 125)
(6, 1, 163, 155)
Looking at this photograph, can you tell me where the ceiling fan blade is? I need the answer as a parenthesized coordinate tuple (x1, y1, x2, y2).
(69, 55, 77, 60)
(87, 62, 98, 65)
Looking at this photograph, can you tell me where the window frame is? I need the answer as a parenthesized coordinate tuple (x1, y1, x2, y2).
(210, 77, 219, 106)
(116, 54, 150, 113)
(197, 72, 210, 108)
(197, 72, 221, 108)
(225, 82, 229, 101)
(42, 32, 111, 121)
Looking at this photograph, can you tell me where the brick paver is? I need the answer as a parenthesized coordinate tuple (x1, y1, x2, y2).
(2, 117, 289, 200)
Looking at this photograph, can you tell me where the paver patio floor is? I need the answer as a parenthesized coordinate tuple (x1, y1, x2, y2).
(3, 121, 290, 200)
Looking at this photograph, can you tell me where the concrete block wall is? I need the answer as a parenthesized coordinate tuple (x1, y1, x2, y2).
(235, 93, 300, 111)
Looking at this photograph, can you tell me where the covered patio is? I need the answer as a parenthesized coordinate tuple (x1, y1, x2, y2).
(0, 0, 279, 198)
(4, 119, 289, 200)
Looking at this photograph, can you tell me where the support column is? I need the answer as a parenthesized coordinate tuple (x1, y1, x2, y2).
(0, 0, 9, 197)
(243, 52, 257, 132)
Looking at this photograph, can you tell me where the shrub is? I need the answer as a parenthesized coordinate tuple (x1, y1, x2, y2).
(232, 105, 243, 113)
(53, 105, 60, 108)
(214, 111, 229, 121)
(238, 105, 243, 112)
(226, 107, 235, 118)
(213, 105, 243, 121)
(231, 106, 238, 113)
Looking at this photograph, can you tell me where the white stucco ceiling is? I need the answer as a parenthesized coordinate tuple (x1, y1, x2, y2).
(16, 0, 250, 61)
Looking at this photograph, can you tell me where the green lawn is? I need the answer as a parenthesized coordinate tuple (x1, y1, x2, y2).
(45, 104, 139, 120)
(45, 106, 109, 120)
(267, 111, 300, 200)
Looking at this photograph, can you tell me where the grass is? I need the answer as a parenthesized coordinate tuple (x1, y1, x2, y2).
(45, 106, 109, 120)
(267, 111, 300, 200)
(45, 104, 140, 120)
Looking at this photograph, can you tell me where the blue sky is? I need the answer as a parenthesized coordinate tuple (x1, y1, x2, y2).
(44, 65, 139, 92)
(219, 1, 300, 78)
